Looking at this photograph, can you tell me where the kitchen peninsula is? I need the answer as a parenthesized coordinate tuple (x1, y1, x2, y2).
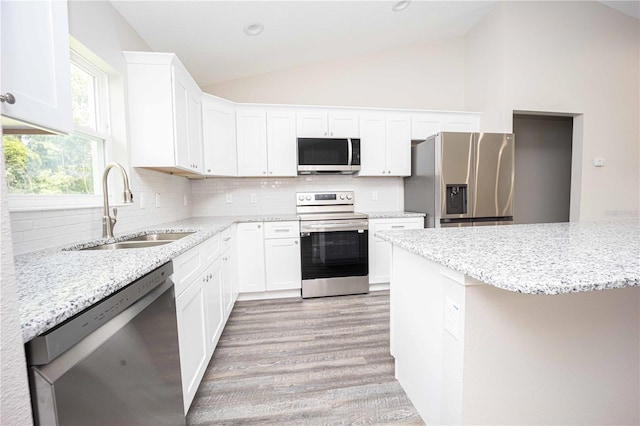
(377, 222, 640, 425)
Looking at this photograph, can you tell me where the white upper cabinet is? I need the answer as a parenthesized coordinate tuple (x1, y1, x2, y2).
(236, 107, 296, 177)
(358, 112, 386, 176)
(124, 52, 203, 174)
(359, 112, 411, 177)
(411, 112, 481, 140)
(202, 94, 237, 176)
(1, 0, 72, 134)
(266, 110, 297, 176)
(296, 109, 359, 138)
(236, 108, 268, 177)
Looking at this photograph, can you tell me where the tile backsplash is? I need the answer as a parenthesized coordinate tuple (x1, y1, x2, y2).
(191, 175, 404, 216)
(10, 171, 404, 254)
(10, 169, 193, 255)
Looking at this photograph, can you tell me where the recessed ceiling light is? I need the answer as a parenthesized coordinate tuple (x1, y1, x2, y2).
(392, 0, 410, 12)
(243, 22, 264, 36)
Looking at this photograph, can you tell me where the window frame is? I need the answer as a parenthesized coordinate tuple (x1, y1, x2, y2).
(6, 48, 112, 211)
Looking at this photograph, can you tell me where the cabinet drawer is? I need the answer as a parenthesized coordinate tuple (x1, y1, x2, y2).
(202, 232, 222, 264)
(264, 221, 300, 239)
(173, 246, 204, 297)
(221, 227, 232, 250)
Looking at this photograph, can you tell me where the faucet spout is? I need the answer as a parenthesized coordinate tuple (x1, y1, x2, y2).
(102, 162, 134, 238)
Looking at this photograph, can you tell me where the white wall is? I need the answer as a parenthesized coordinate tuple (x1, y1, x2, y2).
(204, 38, 466, 111)
(191, 175, 403, 217)
(465, 1, 640, 222)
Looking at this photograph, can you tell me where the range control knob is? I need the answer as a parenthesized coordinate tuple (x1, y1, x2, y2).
(305, 195, 312, 201)
(298, 195, 305, 201)
(346, 194, 353, 200)
(340, 194, 346, 200)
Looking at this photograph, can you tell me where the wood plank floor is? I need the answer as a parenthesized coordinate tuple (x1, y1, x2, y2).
(186, 291, 424, 425)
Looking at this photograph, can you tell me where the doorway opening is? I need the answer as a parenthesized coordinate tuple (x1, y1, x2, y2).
(512, 113, 574, 224)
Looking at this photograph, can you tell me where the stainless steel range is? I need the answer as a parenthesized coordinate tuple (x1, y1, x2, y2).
(297, 191, 369, 298)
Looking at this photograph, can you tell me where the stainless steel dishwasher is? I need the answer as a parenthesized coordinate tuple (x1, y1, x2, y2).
(26, 261, 185, 426)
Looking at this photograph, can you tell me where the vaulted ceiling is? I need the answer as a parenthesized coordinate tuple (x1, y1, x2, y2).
(110, 1, 639, 87)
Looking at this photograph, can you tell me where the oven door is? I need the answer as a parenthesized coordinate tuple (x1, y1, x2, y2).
(300, 229, 368, 280)
(299, 220, 368, 297)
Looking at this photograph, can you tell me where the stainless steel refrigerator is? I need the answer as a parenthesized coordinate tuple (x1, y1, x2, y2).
(404, 132, 515, 227)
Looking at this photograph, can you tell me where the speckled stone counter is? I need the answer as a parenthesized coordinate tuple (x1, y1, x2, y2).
(15, 214, 299, 343)
(366, 211, 426, 219)
(386, 221, 640, 424)
(377, 221, 640, 295)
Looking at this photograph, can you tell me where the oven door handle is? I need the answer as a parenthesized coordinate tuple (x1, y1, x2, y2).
(301, 222, 368, 233)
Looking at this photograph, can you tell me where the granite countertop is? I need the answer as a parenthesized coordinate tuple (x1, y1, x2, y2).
(376, 222, 640, 295)
(15, 214, 299, 343)
(366, 211, 426, 219)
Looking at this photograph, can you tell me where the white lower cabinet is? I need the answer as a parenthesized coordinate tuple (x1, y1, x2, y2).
(237, 221, 302, 295)
(264, 221, 301, 291)
(369, 218, 424, 284)
(175, 278, 208, 414)
(172, 228, 236, 414)
(236, 223, 266, 292)
(203, 259, 224, 355)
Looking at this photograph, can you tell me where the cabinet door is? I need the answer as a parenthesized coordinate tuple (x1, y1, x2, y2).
(172, 65, 192, 171)
(203, 259, 224, 356)
(266, 111, 297, 177)
(411, 113, 442, 140)
(369, 218, 424, 284)
(1, 0, 72, 133)
(265, 238, 302, 291)
(440, 112, 480, 132)
(202, 95, 237, 176)
(358, 113, 386, 176)
(296, 111, 328, 137)
(187, 88, 203, 172)
(175, 279, 208, 414)
(236, 223, 266, 292)
(222, 249, 234, 318)
(328, 110, 359, 137)
(385, 114, 411, 176)
(236, 109, 268, 176)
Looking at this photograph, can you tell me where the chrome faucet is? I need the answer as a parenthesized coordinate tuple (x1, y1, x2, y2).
(102, 162, 134, 238)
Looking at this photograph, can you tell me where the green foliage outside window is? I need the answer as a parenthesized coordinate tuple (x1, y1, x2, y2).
(2, 52, 105, 195)
(4, 133, 97, 194)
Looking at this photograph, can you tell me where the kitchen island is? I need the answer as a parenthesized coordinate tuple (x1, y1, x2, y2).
(377, 222, 640, 425)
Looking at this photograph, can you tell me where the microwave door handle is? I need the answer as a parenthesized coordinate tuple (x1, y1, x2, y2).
(347, 138, 353, 166)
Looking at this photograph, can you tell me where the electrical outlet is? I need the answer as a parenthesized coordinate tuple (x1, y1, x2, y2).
(183, 195, 188, 206)
(139, 193, 146, 209)
(155, 193, 161, 208)
(250, 193, 258, 203)
(225, 193, 233, 204)
(372, 191, 379, 201)
(593, 158, 606, 167)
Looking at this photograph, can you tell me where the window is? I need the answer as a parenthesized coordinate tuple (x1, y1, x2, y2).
(3, 50, 108, 198)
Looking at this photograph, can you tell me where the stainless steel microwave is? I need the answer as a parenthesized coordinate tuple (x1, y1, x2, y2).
(297, 138, 361, 174)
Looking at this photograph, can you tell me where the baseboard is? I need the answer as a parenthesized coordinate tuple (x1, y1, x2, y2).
(370, 283, 390, 292)
(237, 289, 302, 301)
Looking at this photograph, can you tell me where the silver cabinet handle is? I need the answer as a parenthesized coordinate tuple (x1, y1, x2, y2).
(294, 240, 298, 245)
(257, 224, 261, 228)
(0, 93, 15, 104)
(391, 225, 405, 229)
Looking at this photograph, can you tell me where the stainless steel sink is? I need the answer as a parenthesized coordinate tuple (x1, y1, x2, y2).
(79, 232, 195, 250)
(81, 240, 173, 250)
(124, 232, 194, 242)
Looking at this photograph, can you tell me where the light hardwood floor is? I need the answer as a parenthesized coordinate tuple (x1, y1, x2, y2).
(186, 291, 424, 425)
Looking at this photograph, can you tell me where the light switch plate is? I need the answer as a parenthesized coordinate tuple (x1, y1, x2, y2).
(155, 193, 161, 208)
(225, 193, 233, 204)
(593, 158, 606, 167)
(250, 193, 258, 203)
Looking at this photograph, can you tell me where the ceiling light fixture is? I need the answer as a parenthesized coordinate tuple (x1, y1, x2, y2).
(392, 0, 410, 12)
(243, 22, 264, 36)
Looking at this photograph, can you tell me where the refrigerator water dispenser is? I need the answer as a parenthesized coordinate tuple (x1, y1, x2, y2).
(446, 184, 467, 215)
